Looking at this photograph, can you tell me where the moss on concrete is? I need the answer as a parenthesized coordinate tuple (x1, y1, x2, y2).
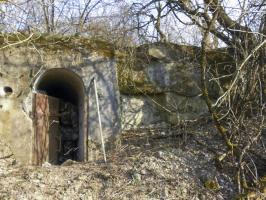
(135, 42, 200, 62)
(0, 33, 115, 57)
(116, 48, 161, 95)
(117, 43, 235, 96)
(0, 34, 235, 95)
(117, 65, 162, 95)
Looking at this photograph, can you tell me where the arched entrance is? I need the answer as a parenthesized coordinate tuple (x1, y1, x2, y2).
(32, 68, 86, 165)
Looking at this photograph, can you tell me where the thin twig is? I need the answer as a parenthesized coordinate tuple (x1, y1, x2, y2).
(0, 33, 34, 50)
(213, 40, 266, 107)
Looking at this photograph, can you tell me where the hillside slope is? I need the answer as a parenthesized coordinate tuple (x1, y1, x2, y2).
(0, 121, 261, 200)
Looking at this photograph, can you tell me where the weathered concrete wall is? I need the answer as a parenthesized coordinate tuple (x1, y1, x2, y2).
(121, 95, 166, 130)
(0, 36, 235, 163)
(0, 67, 33, 163)
(0, 37, 120, 164)
(119, 43, 234, 129)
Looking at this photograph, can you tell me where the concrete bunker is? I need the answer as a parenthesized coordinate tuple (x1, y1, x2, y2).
(32, 68, 86, 165)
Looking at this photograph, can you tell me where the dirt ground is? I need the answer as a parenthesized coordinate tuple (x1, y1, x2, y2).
(0, 121, 262, 200)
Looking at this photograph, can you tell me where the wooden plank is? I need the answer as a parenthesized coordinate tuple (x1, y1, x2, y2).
(32, 93, 49, 165)
(32, 93, 61, 165)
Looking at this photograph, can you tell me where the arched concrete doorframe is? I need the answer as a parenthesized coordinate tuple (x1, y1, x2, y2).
(32, 68, 87, 165)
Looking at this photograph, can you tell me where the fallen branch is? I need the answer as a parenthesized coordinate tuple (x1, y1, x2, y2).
(0, 154, 13, 159)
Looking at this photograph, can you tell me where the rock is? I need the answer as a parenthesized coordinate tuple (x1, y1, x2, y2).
(61, 159, 77, 166)
(42, 162, 51, 168)
(198, 194, 206, 200)
(11, 159, 16, 165)
(130, 170, 142, 181)
(37, 173, 44, 179)
(182, 188, 187, 195)
(140, 169, 148, 175)
(176, 186, 189, 197)
(78, 175, 88, 181)
(148, 47, 167, 59)
(163, 186, 169, 198)
(132, 172, 141, 181)
(157, 151, 165, 160)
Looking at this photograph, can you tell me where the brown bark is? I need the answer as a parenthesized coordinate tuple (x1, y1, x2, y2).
(41, 0, 50, 33)
(204, 0, 256, 48)
(200, 9, 234, 151)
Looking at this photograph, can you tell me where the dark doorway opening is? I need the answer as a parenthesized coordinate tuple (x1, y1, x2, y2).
(32, 68, 86, 165)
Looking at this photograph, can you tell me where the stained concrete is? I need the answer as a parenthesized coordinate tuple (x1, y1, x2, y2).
(0, 37, 235, 164)
(0, 41, 120, 164)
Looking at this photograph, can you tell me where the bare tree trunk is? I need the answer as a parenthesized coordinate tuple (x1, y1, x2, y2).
(155, 2, 166, 42)
(200, 9, 234, 151)
(41, 0, 50, 33)
(259, 13, 266, 102)
(50, 0, 55, 32)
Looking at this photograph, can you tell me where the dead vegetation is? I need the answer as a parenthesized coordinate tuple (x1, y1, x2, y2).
(1, 120, 265, 200)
